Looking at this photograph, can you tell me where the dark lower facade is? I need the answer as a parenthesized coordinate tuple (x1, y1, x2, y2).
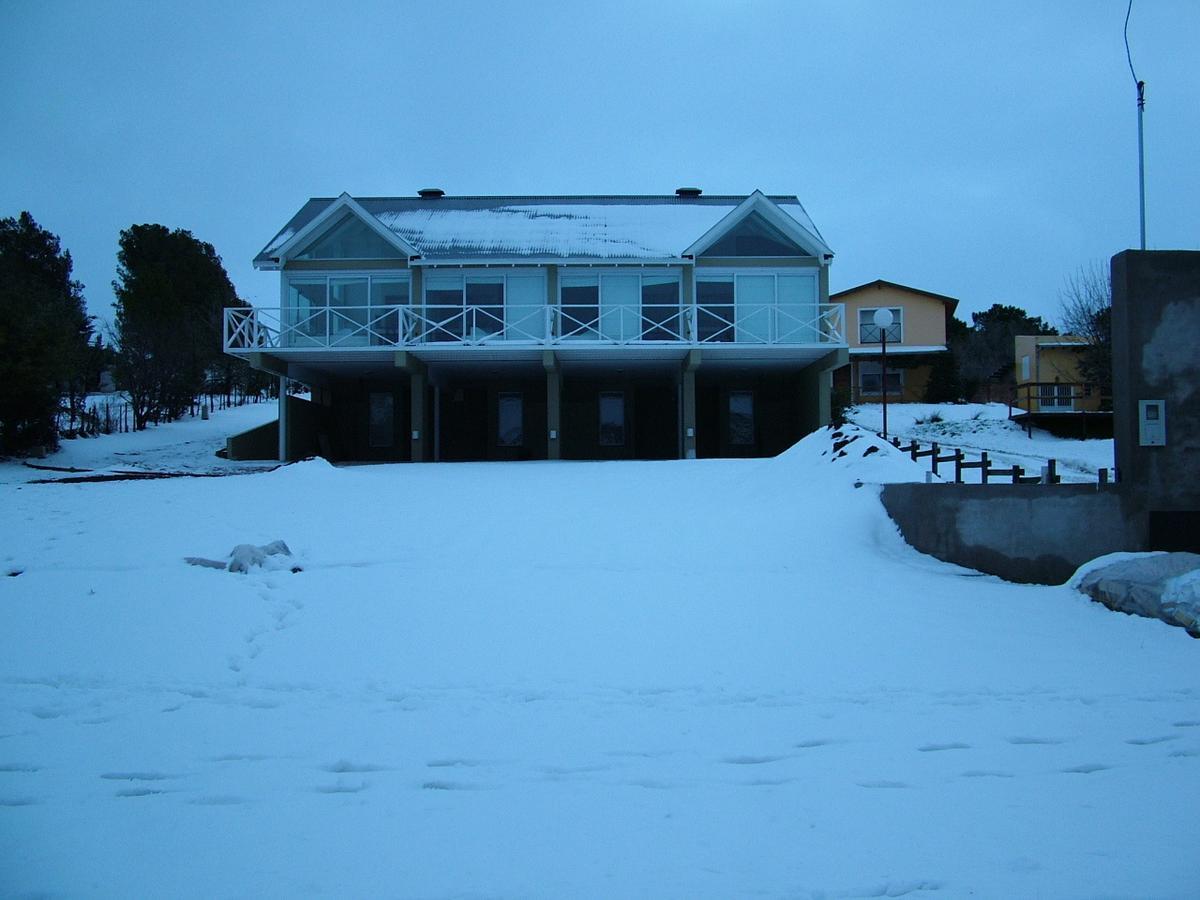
(228, 348, 846, 463)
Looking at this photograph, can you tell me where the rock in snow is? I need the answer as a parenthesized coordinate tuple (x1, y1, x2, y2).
(1076, 552, 1200, 636)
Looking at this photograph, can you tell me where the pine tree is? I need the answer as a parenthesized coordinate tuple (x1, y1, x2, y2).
(0, 212, 93, 454)
(112, 224, 239, 429)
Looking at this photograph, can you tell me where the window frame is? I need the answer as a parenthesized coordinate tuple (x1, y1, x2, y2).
(282, 270, 411, 345)
(858, 361, 904, 396)
(728, 390, 755, 446)
(557, 268, 683, 341)
(598, 391, 626, 447)
(694, 268, 820, 344)
(497, 391, 524, 448)
(858, 306, 904, 344)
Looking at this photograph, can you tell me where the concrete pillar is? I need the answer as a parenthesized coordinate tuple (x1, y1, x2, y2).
(799, 348, 848, 434)
(410, 367, 426, 462)
(277, 376, 289, 462)
(396, 351, 428, 463)
(682, 349, 700, 459)
(543, 350, 561, 460)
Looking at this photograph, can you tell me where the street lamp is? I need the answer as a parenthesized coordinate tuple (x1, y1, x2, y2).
(873, 307, 894, 440)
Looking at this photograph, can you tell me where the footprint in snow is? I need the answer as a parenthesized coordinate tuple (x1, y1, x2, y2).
(1173, 720, 1200, 728)
(101, 772, 176, 782)
(795, 738, 839, 749)
(961, 770, 1015, 778)
(1061, 763, 1111, 774)
(315, 780, 368, 794)
(857, 779, 909, 789)
(321, 760, 387, 773)
(421, 780, 486, 791)
(917, 742, 971, 752)
(1125, 735, 1179, 745)
(1007, 736, 1065, 745)
(0, 763, 40, 772)
(0, 796, 39, 806)
(722, 754, 788, 765)
(190, 795, 248, 806)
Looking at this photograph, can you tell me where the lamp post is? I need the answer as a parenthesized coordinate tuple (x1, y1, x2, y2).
(873, 307, 895, 440)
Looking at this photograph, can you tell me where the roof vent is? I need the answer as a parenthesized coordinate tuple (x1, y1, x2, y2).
(417, 188, 445, 199)
(675, 187, 703, 198)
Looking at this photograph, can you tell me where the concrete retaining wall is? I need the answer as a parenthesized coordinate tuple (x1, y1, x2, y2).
(880, 483, 1144, 585)
(226, 395, 324, 462)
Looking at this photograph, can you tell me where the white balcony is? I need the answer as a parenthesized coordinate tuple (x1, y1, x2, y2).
(224, 303, 846, 353)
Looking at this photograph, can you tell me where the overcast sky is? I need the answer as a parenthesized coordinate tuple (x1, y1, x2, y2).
(2, 0, 1196, 332)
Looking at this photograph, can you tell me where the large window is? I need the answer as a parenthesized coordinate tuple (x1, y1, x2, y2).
(858, 307, 903, 344)
(598, 392, 625, 446)
(423, 271, 546, 342)
(285, 273, 410, 346)
(294, 213, 403, 260)
(729, 392, 755, 445)
(696, 279, 734, 342)
(703, 212, 808, 256)
(695, 271, 818, 343)
(859, 361, 903, 396)
(559, 271, 681, 341)
(498, 393, 524, 447)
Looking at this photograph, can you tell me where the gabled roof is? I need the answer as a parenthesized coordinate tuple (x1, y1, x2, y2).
(254, 192, 832, 268)
(831, 279, 960, 314)
(683, 190, 831, 259)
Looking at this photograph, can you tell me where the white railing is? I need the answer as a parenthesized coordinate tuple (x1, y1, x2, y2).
(224, 303, 845, 351)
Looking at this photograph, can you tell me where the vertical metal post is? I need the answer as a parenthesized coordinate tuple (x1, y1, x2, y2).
(880, 329, 889, 441)
(1136, 80, 1146, 249)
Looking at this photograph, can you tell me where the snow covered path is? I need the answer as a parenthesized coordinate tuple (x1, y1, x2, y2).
(2, 428, 1196, 897)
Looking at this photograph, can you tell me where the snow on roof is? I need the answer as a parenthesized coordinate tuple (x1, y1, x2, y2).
(254, 194, 829, 265)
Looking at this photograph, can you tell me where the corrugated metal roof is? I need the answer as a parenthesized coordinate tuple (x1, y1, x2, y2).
(254, 194, 829, 265)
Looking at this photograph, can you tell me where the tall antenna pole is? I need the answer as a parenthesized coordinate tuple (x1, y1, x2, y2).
(1125, 0, 1146, 249)
(1136, 80, 1146, 250)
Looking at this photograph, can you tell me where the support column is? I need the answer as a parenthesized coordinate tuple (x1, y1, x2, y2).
(799, 348, 849, 434)
(682, 349, 700, 459)
(277, 376, 290, 462)
(543, 350, 561, 460)
(396, 351, 428, 463)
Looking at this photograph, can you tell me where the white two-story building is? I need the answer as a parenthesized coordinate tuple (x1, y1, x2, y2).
(224, 188, 847, 462)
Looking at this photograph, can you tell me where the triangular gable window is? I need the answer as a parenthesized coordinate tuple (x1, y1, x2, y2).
(702, 211, 808, 257)
(294, 212, 404, 260)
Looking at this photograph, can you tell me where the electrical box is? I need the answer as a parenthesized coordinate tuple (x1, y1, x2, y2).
(1138, 400, 1166, 446)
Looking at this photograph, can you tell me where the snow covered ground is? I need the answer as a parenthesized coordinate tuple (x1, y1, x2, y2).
(846, 403, 1115, 483)
(0, 399, 279, 485)
(3, 406, 1196, 898)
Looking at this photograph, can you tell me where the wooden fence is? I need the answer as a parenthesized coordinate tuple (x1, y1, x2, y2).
(878, 434, 1115, 485)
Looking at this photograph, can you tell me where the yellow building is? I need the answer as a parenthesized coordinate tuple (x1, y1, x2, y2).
(831, 280, 957, 403)
(1013, 334, 1104, 413)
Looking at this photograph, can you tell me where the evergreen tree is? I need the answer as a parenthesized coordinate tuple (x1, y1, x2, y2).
(951, 304, 1055, 401)
(0, 212, 93, 454)
(112, 224, 239, 429)
(924, 312, 967, 402)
